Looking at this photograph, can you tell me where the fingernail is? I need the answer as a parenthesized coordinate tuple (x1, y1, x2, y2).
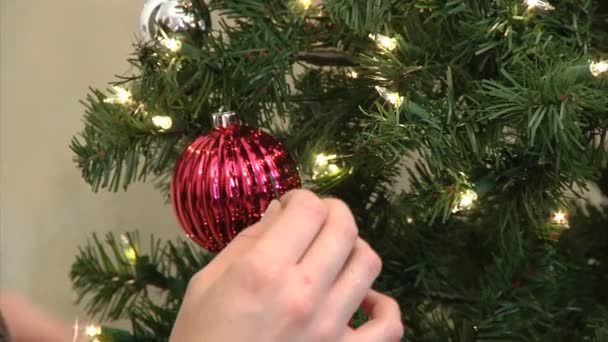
(261, 200, 281, 222)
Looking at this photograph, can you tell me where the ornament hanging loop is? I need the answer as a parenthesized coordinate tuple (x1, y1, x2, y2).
(213, 109, 239, 128)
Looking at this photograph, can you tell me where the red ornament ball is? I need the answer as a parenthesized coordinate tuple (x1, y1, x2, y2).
(171, 111, 301, 251)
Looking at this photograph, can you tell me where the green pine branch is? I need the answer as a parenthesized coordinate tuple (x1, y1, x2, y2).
(70, 90, 184, 192)
(71, 232, 213, 324)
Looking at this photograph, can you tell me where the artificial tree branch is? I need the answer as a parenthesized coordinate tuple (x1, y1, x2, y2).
(296, 50, 356, 66)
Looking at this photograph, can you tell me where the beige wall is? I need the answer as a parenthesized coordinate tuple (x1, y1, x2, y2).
(0, 0, 181, 322)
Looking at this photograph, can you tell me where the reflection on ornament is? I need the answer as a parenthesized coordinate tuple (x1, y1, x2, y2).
(524, 0, 555, 10)
(375, 86, 404, 107)
(590, 61, 608, 77)
(152, 115, 173, 131)
(452, 189, 478, 213)
(369, 34, 398, 51)
(104, 86, 133, 105)
(313, 153, 341, 179)
(161, 37, 182, 52)
(85, 324, 101, 337)
(552, 210, 568, 226)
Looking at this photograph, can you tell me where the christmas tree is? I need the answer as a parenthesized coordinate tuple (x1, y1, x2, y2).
(70, 0, 608, 340)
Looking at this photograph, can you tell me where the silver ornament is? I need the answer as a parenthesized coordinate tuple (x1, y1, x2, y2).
(140, 0, 208, 42)
(140, 0, 166, 42)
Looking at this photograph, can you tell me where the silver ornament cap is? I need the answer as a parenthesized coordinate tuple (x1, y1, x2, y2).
(212, 110, 239, 129)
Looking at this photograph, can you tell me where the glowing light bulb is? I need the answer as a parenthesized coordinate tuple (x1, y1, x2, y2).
(316, 153, 337, 165)
(85, 324, 101, 337)
(152, 115, 173, 131)
(458, 190, 477, 208)
(406, 217, 414, 224)
(552, 210, 568, 226)
(327, 164, 339, 173)
(348, 70, 359, 79)
(375, 86, 404, 107)
(452, 189, 478, 213)
(590, 61, 608, 77)
(124, 248, 137, 265)
(161, 37, 182, 52)
(313, 153, 342, 179)
(104, 86, 132, 105)
(299, 0, 312, 9)
(369, 34, 398, 51)
(524, 0, 555, 10)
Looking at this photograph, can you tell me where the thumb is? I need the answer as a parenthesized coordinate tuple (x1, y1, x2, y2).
(260, 199, 283, 224)
(195, 200, 283, 282)
(231, 199, 283, 243)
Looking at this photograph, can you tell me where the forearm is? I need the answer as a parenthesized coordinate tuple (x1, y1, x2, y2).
(0, 292, 73, 342)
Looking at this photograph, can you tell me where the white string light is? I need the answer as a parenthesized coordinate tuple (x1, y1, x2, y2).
(104, 86, 133, 105)
(152, 115, 174, 131)
(313, 153, 342, 179)
(452, 189, 478, 213)
(524, 0, 555, 11)
(552, 210, 568, 226)
(375, 86, 404, 107)
(124, 247, 137, 265)
(85, 324, 102, 337)
(590, 61, 608, 77)
(299, 0, 312, 9)
(348, 70, 359, 79)
(120, 234, 137, 264)
(161, 37, 182, 52)
(369, 34, 398, 51)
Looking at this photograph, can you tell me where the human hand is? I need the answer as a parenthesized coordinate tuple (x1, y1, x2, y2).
(170, 190, 404, 342)
(0, 291, 74, 342)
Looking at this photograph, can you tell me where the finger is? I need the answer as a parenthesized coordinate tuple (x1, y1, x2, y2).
(297, 199, 359, 293)
(346, 290, 404, 342)
(321, 239, 381, 325)
(196, 200, 283, 284)
(223, 199, 283, 248)
(261, 199, 283, 224)
(255, 189, 328, 265)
